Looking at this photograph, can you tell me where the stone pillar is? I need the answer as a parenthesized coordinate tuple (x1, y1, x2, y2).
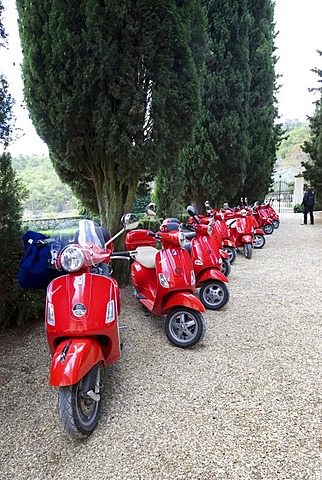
(293, 172, 304, 206)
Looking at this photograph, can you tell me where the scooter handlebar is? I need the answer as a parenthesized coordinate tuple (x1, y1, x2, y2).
(111, 251, 136, 259)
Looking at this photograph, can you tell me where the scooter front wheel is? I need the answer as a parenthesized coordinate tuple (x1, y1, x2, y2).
(165, 308, 206, 349)
(199, 280, 230, 310)
(243, 243, 253, 259)
(58, 366, 101, 438)
(224, 246, 236, 264)
(220, 258, 231, 277)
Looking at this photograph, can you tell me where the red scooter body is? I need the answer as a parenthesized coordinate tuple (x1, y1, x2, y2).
(184, 218, 230, 310)
(252, 205, 274, 234)
(126, 229, 206, 348)
(224, 210, 254, 259)
(46, 272, 121, 386)
(200, 206, 237, 263)
(42, 215, 138, 438)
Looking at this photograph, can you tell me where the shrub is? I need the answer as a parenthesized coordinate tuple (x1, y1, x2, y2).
(0, 152, 44, 329)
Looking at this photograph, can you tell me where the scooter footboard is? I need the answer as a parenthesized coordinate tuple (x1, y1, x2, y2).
(50, 338, 105, 387)
(163, 292, 205, 313)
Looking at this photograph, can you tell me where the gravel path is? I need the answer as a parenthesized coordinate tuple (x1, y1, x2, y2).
(1, 212, 322, 480)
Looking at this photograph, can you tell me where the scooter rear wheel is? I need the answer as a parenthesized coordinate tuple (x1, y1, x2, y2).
(199, 280, 230, 310)
(253, 234, 266, 249)
(58, 366, 101, 438)
(243, 243, 253, 259)
(273, 220, 280, 229)
(165, 308, 206, 348)
(263, 223, 274, 235)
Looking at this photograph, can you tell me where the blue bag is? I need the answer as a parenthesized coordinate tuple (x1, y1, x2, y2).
(18, 231, 54, 290)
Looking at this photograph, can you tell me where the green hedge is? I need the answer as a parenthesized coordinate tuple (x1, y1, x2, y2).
(294, 203, 322, 213)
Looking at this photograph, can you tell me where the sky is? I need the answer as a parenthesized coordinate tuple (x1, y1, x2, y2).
(1, 0, 322, 156)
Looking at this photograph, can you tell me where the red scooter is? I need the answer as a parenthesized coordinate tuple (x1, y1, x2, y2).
(223, 208, 254, 259)
(204, 201, 237, 263)
(45, 214, 138, 438)
(252, 202, 274, 234)
(125, 227, 206, 348)
(262, 199, 280, 229)
(183, 206, 230, 310)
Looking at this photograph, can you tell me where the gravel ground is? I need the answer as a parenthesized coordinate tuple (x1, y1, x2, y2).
(1, 212, 322, 480)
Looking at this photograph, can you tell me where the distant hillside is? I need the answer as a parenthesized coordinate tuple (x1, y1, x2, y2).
(274, 121, 310, 183)
(12, 154, 78, 218)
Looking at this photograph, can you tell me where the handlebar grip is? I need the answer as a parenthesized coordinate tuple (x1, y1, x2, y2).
(111, 251, 131, 257)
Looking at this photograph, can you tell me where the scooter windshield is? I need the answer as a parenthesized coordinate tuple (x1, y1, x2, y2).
(48, 219, 106, 269)
(51, 219, 105, 247)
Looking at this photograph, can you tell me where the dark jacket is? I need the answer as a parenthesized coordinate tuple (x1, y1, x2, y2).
(302, 189, 315, 207)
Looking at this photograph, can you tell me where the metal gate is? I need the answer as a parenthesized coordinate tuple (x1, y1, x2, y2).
(266, 179, 293, 213)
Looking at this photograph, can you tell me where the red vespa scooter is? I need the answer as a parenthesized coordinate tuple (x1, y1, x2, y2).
(252, 202, 275, 235)
(183, 206, 230, 310)
(223, 208, 254, 259)
(203, 201, 237, 263)
(45, 214, 138, 438)
(125, 227, 206, 348)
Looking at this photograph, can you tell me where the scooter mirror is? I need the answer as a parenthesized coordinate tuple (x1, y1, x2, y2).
(121, 213, 139, 231)
(186, 205, 196, 217)
(204, 200, 211, 209)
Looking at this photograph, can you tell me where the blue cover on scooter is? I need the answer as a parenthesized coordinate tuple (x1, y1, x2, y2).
(18, 230, 54, 290)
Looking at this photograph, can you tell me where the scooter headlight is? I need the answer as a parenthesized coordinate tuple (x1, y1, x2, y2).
(61, 245, 84, 272)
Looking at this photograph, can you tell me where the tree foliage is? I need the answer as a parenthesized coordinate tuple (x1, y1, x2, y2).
(156, 0, 281, 213)
(241, 0, 281, 204)
(0, 3, 44, 329)
(16, 0, 205, 233)
(301, 51, 322, 198)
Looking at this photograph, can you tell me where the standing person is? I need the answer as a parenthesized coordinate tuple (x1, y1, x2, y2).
(301, 186, 315, 225)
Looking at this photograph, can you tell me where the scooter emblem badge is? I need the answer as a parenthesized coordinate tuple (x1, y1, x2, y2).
(72, 303, 87, 317)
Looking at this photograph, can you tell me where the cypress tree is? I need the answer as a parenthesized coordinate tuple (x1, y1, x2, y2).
(241, 0, 281, 203)
(16, 0, 204, 233)
(175, 0, 251, 213)
(301, 54, 322, 197)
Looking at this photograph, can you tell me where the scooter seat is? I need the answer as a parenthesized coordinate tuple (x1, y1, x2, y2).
(183, 231, 196, 240)
(226, 219, 236, 228)
(134, 246, 158, 269)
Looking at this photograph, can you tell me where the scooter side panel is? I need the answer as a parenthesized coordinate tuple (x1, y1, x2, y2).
(50, 338, 104, 386)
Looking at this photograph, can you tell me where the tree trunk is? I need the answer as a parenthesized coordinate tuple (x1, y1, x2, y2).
(93, 162, 138, 286)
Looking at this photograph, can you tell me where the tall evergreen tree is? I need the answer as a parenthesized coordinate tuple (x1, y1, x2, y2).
(301, 51, 322, 197)
(16, 0, 205, 232)
(170, 0, 251, 213)
(241, 0, 281, 203)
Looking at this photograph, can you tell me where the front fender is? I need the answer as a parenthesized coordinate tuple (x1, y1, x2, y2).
(255, 228, 265, 236)
(163, 292, 205, 313)
(50, 338, 105, 387)
(219, 249, 229, 259)
(222, 239, 236, 248)
(198, 268, 228, 285)
(241, 235, 253, 243)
